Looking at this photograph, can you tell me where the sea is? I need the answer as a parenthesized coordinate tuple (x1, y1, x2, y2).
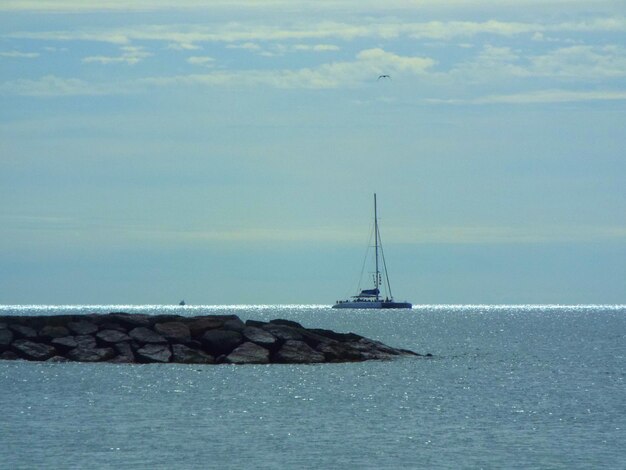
(1, 304, 624, 469)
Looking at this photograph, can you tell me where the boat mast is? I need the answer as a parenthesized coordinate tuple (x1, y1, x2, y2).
(374, 193, 380, 301)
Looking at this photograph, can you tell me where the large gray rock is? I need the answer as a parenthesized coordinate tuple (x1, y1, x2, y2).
(129, 327, 166, 344)
(269, 319, 303, 329)
(67, 320, 98, 335)
(316, 341, 364, 362)
(222, 317, 245, 332)
(96, 329, 131, 344)
(136, 344, 171, 363)
(0, 350, 20, 360)
(74, 335, 97, 349)
(187, 317, 228, 337)
(171, 344, 214, 364)
(308, 329, 363, 343)
(242, 326, 278, 350)
(51, 336, 79, 352)
(39, 325, 70, 340)
(0, 329, 13, 350)
(110, 342, 135, 363)
(201, 330, 242, 355)
(108, 313, 151, 328)
(261, 324, 303, 342)
(225, 342, 270, 364)
(99, 322, 127, 332)
(47, 355, 71, 363)
(274, 340, 325, 364)
(67, 346, 116, 362)
(9, 324, 37, 339)
(12, 340, 57, 361)
(154, 322, 191, 343)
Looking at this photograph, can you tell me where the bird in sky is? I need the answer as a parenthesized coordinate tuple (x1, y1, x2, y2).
(377, 74, 391, 80)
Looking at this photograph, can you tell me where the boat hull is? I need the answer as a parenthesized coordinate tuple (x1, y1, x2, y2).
(332, 301, 412, 309)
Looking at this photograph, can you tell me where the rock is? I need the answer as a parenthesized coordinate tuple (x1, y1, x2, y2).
(67, 346, 116, 362)
(154, 322, 191, 343)
(74, 335, 97, 349)
(0, 329, 13, 350)
(12, 340, 57, 361)
(353, 338, 402, 356)
(225, 342, 270, 364)
(171, 344, 214, 364)
(47, 355, 71, 363)
(187, 317, 228, 337)
(39, 325, 70, 339)
(51, 336, 79, 352)
(222, 317, 245, 332)
(242, 326, 279, 350)
(274, 340, 325, 364)
(136, 344, 171, 363)
(245, 320, 267, 328)
(96, 329, 131, 344)
(1, 350, 20, 360)
(316, 341, 364, 362)
(261, 324, 303, 342)
(99, 322, 127, 332)
(269, 319, 304, 329)
(9, 324, 37, 339)
(108, 313, 151, 328)
(344, 339, 399, 360)
(296, 329, 336, 348)
(150, 314, 185, 324)
(111, 342, 135, 363)
(129, 327, 166, 344)
(201, 330, 243, 356)
(308, 329, 363, 343)
(67, 320, 98, 335)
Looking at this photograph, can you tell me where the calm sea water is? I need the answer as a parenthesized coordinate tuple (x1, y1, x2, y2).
(1, 305, 624, 469)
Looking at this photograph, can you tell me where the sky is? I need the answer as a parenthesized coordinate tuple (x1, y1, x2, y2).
(1, 0, 625, 305)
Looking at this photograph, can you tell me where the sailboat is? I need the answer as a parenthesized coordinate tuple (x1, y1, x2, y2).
(333, 194, 412, 309)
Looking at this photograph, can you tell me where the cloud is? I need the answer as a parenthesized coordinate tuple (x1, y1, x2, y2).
(1, 0, 624, 14)
(0, 74, 128, 96)
(226, 42, 262, 51)
(166, 42, 201, 51)
(187, 56, 215, 66)
(446, 43, 626, 84)
(82, 45, 152, 65)
(427, 89, 626, 104)
(6, 17, 626, 46)
(0, 50, 39, 58)
(292, 44, 340, 52)
(528, 45, 626, 79)
(142, 48, 434, 89)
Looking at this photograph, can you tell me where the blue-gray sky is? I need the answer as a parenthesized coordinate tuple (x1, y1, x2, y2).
(1, 1, 625, 304)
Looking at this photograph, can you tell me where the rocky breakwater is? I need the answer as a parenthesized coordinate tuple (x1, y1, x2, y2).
(0, 313, 425, 365)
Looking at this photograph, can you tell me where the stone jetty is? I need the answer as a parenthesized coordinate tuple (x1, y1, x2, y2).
(0, 313, 423, 365)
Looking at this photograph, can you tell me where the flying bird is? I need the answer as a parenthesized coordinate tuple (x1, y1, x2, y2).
(377, 74, 391, 80)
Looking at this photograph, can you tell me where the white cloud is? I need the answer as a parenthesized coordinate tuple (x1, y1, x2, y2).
(428, 89, 626, 105)
(293, 44, 340, 52)
(6, 17, 626, 46)
(187, 56, 215, 66)
(144, 47, 434, 89)
(166, 42, 201, 51)
(0, 50, 39, 58)
(226, 42, 262, 51)
(0, 74, 128, 96)
(82, 45, 152, 65)
(1, 0, 623, 14)
(529, 45, 626, 79)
